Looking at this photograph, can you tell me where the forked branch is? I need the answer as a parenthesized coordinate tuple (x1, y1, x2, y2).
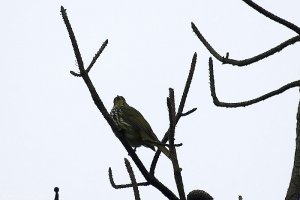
(150, 53, 197, 175)
(209, 57, 300, 108)
(109, 167, 150, 189)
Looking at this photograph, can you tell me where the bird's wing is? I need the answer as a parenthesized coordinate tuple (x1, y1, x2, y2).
(122, 106, 159, 141)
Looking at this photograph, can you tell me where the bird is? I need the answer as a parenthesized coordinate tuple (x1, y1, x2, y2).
(110, 95, 171, 159)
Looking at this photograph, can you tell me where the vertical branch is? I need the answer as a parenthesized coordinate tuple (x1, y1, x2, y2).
(150, 53, 197, 175)
(285, 97, 300, 200)
(168, 88, 186, 200)
(125, 158, 141, 200)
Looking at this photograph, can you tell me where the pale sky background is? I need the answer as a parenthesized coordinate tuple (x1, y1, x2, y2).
(1, 1, 300, 200)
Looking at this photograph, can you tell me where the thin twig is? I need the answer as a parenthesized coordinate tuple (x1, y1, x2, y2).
(168, 89, 186, 200)
(86, 39, 108, 73)
(181, 108, 197, 117)
(150, 53, 197, 175)
(61, 6, 179, 200)
(209, 57, 300, 107)
(242, 0, 300, 34)
(109, 167, 150, 189)
(124, 158, 141, 200)
(192, 22, 300, 66)
(176, 52, 197, 120)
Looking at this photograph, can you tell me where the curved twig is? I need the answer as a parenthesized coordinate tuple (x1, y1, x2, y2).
(242, 0, 300, 34)
(150, 53, 197, 175)
(192, 22, 300, 66)
(61, 6, 179, 200)
(209, 57, 300, 107)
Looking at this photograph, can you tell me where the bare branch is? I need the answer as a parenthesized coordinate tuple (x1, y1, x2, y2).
(70, 70, 81, 77)
(192, 22, 300, 66)
(108, 167, 150, 189)
(209, 57, 300, 107)
(86, 39, 108, 73)
(124, 158, 141, 200)
(241, 0, 300, 34)
(150, 53, 197, 175)
(61, 6, 179, 200)
(70, 40, 108, 77)
(168, 89, 186, 200)
(180, 108, 197, 117)
(177, 52, 197, 120)
(285, 99, 300, 200)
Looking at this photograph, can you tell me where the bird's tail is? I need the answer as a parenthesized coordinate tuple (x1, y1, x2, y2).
(156, 144, 171, 160)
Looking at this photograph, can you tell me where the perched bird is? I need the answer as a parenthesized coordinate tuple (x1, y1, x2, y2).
(110, 95, 171, 159)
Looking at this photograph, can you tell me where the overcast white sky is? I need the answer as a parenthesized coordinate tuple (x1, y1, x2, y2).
(1, 0, 300, 200)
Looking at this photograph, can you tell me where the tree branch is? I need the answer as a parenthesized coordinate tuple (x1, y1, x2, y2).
(124, 158, 141, 200)
(70, 39, 108, 77)
(108, 167, 150, 189)
(150, 53, 197, 175)
(168, 89, 186, 200)
(209, 57, 300, 107)
(61, 6, 179, 200)
(180, 108, 197, 117)
(192, 22, 300, 66)
(241, 0, 300, 34)
(285, 97, 300, 200)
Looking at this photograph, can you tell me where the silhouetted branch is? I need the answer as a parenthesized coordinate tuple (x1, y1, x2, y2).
(70, 40, 109, 77)
(108, 167, 150, 189)
(168, 89, 186, 200)
(192, 22, 300, 66)
(241, 0, 300, 34)
(61, 6, 179, 200)
(176, 52, 198, 120)
(181, 108, 197, 117)
(150, 53, 197, 175)
(285, 98, 300, 200)
(209, 57, 300, 107)
(124, 158, 141, 200)
(54, 187, 59, 200)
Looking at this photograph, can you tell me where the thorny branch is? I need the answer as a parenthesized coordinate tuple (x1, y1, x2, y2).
(61, 6, 179, 200)
(209, 57, 300, 108)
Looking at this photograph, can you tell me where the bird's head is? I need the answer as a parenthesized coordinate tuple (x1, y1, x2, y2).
(113, 95, 127, 107)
